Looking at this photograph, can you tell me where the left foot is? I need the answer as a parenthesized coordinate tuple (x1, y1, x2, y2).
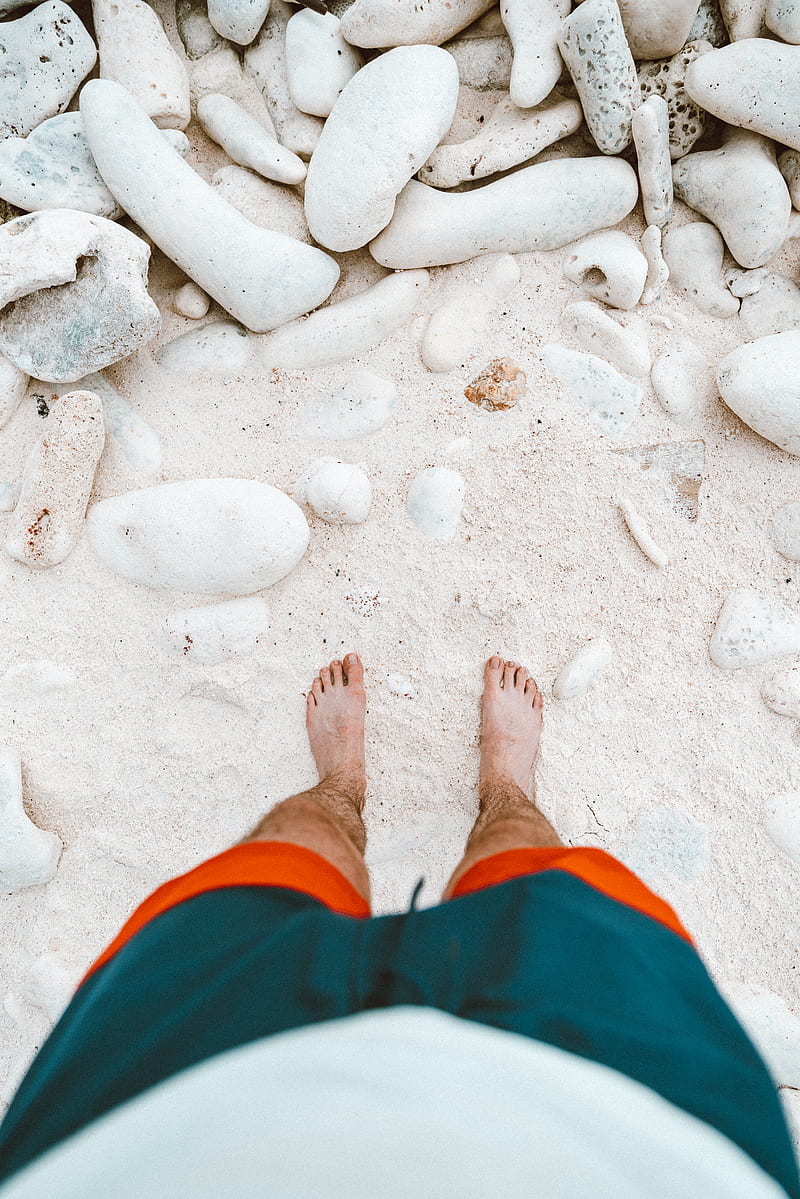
(306, 653, 367, 804)
(480, 656, 543, 798)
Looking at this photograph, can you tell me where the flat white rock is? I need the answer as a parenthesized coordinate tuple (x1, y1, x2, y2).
(72, 372, 161, 475)
(299, 460, 372, 524)
(762, 792, 800, 867)
(161, 597, 268, 663)
(340, 0, 494, 48)
(710, 589, 800, 668)
(211, 165, 311, 242)
(0, 1, 96, 140)
(540, 344, 640, 440)
(762, 664, 800, 717)
(685, 39, 800, 152)
(304, 46, 458, 252)
(767, 0, 800, 41)
(616, 0, 702, 59)
(638, 40, 715, 162)
(500, 0, 570, 109)
(86, 479, 310, 595)
(173, 281, 211, 320)
(285, 10, 363, 118)
(662, 222, 740, 319)
(197, 94, 306, 186)
(0, 354, 28, 429)
(93, 0, 191, 130)
(81, 80, 339, 333)
(298, 371, 398, 440)
(0, 209, 161, 382)
(717, 331, 800, 455)
(562, 231, 648, 310)
(370, 158, 639, 269)
(553, 638, 612, 700)
(740, 274, 800, 340)
(651, 337, 707, 425)
(632, 95, 673, 228)
(563, 302, 651, 378)
(771, 500, 800, 562)
(407, 467, 465, 540)
(5, 390, 105, 569)
(207, 0, 270, 45)
(0, 747, 61, 894)
(422, 254, 520, 373)
(244, 1, 324, 160)
(155, 322, 253, 376)
(558, 0, 639, 155)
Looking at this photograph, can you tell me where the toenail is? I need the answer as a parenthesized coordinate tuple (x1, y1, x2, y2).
(345, 653, 357, 664)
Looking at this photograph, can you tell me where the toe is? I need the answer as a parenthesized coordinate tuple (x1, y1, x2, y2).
(344, 653, 364, 687)
(503, 661, 517, 689)
(311, 677, 323, 700)
(331, 659, 344, 685)
(485, 656, 504, 685)
(306, 688, 317, 707)
(319, 667, 332, 691)
(514, 665, 529, 689)
(533, 691, 543, 714)
(524, 676, 538, 699)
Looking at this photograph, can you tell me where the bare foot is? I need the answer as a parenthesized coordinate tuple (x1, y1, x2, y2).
(479, 656, 543, 798)
(306, 653, 367, 805)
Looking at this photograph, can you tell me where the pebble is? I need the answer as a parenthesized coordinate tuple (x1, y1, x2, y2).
(173, 281, 211, 320)
(370, 157, 639, 269)
(499, 0, 569, 109)
(762, 664, 800, 717)
(464, 358, 526, 412)
(243, 2, 326, 160)
(661, 222, 740, 319)
(640, 225, 670, 305)
(300, 460, 372, 524)
(770, 500, 800, 561)
(688, 0, 730, 44)
(23, 953, 72, 1022)
(211, 165, 311, 242)
(155, 322, 253, 376)
(197, 93, 306, 186)
(0, 354, 28, 429)
(553, 638, 612, 700)
(616, 0, 704, 58)
(558, 0, 639, 155)
(418, 94, 583, 190)
(740, 274, 800, 339)
(563, 302, 651, 378)
(161, 597, 268, 663)
(719, 0, 768, 38)
(73, 372, 161, 475)
(778, 150, 800, 210)
(725, 265, 768, 299)
(651, 337, 707, 424)
(766, 0, 800, 41)
(710, 588, 800, 667)
(87, 479, 310, 595)
(717, 331, 800, 455)
(673, 130, 791, 270)
(406, 466, 465, 540)
(638, 41, 715, 161)
(540, 344, 641, 440)
(632, 95, 673, 229)
(619, 495, 669, 568)
(5, 390, 105, 569)
(285, 10, 362, 118)
(385, 673, 417, 699)
(304, 46, 458, 252)
(762, 792, 800, 867)
(685, 38, 800, 151)
(258, 269, 429, 370)
(0, 747, 61, 894)
(81, 80, 339, 334)
(207, 0, 270, 45)
(340, 0, 494, 47)
(0, 1, 96, 140)
(0, 209, 161, 382)
(298, 371, 398, 440)
(423, 254, 520, 373)
(562, 230, 648, 311)
(176, 0, 225, 59)
(445, 31, 514, 91)
(93, 0, 191, 130)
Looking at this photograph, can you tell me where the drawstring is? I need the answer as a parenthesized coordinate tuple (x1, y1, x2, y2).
(407, 877, 425, 913)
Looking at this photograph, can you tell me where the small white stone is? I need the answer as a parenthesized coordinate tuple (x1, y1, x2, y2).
(156, 322, 253, 376)
(0, 748, 61, 894)
(762, 664, 800, 718)
(198, 94, 306, 187)
(93, 0, 191, 130)
(685, 38, 800, 151)
(298, 371, 398, 440)
(662, 222, 740, 319)
(0, 353, 28, 429)
(710, 589, 800, 668)
(770, 500, 800, 562)
(651, 337, 707, 425)
(244, 1, 324, 160)
(422, 254, 520, 373)
(632, 95, 673, 229)
(285, 10, 363, 118)
(740, 274, 800, 340)
(562, 231, 648, 311)
(562, 302, 651, 379)
(67, 372, 161, 476)
(23, 952, 73, 1022)
(640, 225, 670, 306)
(619, 495, 669, 568)
(161, 597, 268, 663)
(340, 0, 494, 47)
(540, 344, 640, 440)
(617, 0, 704, 58)
(767, 0, 800, 41)
(717, 331, 800, 455)
(207, 0, 270, 45)
(407, 467, 465, 540)
(553, 638, 612, 700)
(173, 282, 211, 320)
(558, 0, 639, 155)
(211, 165, 311, 242)
(385, 673, 417, 699)
(725, 266, 769, 299)
(500, 0, 570, 109)
(301, 460, 372, 525)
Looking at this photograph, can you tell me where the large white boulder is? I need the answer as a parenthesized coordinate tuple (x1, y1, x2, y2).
(685, 39, 800, 152)
(340, 0, 494, 48)
(717, 332, 800, 456)
(93, 0, 191, 130)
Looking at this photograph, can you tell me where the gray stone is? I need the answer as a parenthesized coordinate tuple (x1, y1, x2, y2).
(444, 33, 514, 90)
(638, 41, 715, 161)
(558, 0, 639, 155)
(687, 0, 729, 44)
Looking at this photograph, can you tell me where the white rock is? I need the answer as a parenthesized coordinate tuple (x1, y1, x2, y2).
(640, 225, 670, 306)
(0, 2, 96, 140)
(0, 209, 160, 383)
(418, 93, 582, 190)
(300, 460, 372, 524)
(86, 479, 310, 595)
(779, 150, 800, 210)
(562, 302, 651, 378)
(500, 0, 570, 109)
(445, 31, 514, 91)
(619, 496, 669, 568)
(562, 231, 648, 311)
(207, 0, 270, 45)
(244, 1, 324, 160)
(177, 0, 225, 59)
(688, 0, 730, 43)
(81, 80, 338, 334)
(211, 165, 310, 241)
(767, 0, 800, 41)
(616, 0, 702, 58)
(298, 371, 398, 440)
(717, 331, 800, 455)
(740, 274, 800, 340)
(23, 953, 73, 1022)
(197, 94, 306, 186)
(0, 748, 61, 894)
(161, 597, 268, 663)
(0, 354, 28, 429)
(719, 0, 768, 38)
(553, 638, 612, 700)
(71, 372, 161, 476)
(422, 254, 520, 373)
(771, 500, 800, 562)
(725, 265, 769, 299)
(174, 281, 211, 320)
(638, 40, 715, 162)
(93, 0, 191, 130)
(540, 344, 641, 440)
(155, 322, 253, 376)
(385, 673, 417, 699)
(632, 96, 673, 229)
(710, 589, 800, 668)
(673, 130, 791, 270)
(304, 46, 458, 252)
(5, 391, 105, 569)
(762, 664, 800, 717)
(651, 337, 707, 425)
(186, 35, 275, 125)
(285, 10, 362, 118)
(407, 467, 465, 540)
(661, 222, 740, 319)
(259, 269, 429, 370)
(557, 0, 639, 156)
(340, 0, 494, 47)
(685, 39, 800, 152)
(370, 158, 639, 269)
(723, 981, 800, 1089)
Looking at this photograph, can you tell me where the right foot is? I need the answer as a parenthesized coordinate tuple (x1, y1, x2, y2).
(479, 656, 543, 798)
(306, 653, 367, 806)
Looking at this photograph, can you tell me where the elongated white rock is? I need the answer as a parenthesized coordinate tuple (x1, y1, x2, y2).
(553, 638, 612, 700)
(640, 224, 670, 306)
(662, 223, 739, 319)
(763, 665, 800, 718)
(299, 460, 372, 524)
(244, 1, 324, 160)
(407, 467, 465, 540)
(156, 322, 254, 375)
(562, 231, 648, 310)
(563, 302, 651, 378)
(174, 281, 210, 320)
(422, 254, 520, 373)
(370, 158, 639, 269)
(719, 0, 768, 38)
(762, 792, 800, 866)
(0, 748, 61, 894)
(81, 80, 339, 333)
(93, 0, 191, 130)
(558, 0, 639, 155)
(340, 0, 494, 48)
(87, 479, 310, 594)
(767, 0, 800, 41)
(651, 338, 707, 425)
(617, 0, 703, 59)
(638, 40, 714, 162)
(304, 46, 458, 252)
(208, 0, 270, 45)
(298, 371, 398, 440)
(717, 332, 800, 455)
(161, 597, 268, 663)
(0, 355, 28, 429)
(771, 501, 800, 562)
(710, 589, 800, 668)
(619, 496, 669, 568)
(197, 94, 306, 186)
(0, 2, 96, 140)
(632, 96, 673, 229)
(685, 39, 800, 152)
(500, 0, 570, 109)
(540, 344, 640, 440)
(285, 10, 363, 118)
(418, 94, 583, 190)
(73, 373, 161, 475)
(258, 270, 429, 370)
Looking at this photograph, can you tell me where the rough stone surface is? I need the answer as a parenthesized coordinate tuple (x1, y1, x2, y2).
(662, 223, 740, 319)
(685, 39, 800, 152)
(638, 41, 715, 161)
(500, 0, 570, 109)
(244, 1, 324, 160)
(632, 95, 673, 228)
(562, 230, 648, 310)
(688, 0, 730, 43)
(406, 467, 465, 539)
(762, 663, 800, 717)
(340, 0, 494, 47)
(766, 0, 800, 41)
(616, 0, 702, 59)
(0, 747, 61, 894)
(740, 274, 800, 340)
(717, 331, 800, 456)
(285, 9, 362, 118)
(464, 358, 526, 411)
(444, 32, 514, 91)
(300, 460, 373, 524)
(93, 0, 191, 130)
(540, 344, 641, 440)
(558, 0, 639, 155)
(198, 93, 306, 186)
(719, 0, 768, 38)
(155, 322, 254, 376)
(710, 589, 800, 667)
